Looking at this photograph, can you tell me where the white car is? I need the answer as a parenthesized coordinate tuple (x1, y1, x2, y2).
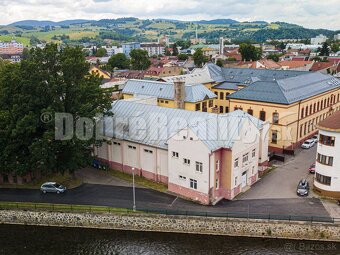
(301, 139, 315, 149)
(311, 134, 318, 143)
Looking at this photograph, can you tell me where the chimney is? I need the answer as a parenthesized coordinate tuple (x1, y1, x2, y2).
(174, 79, 185, 109)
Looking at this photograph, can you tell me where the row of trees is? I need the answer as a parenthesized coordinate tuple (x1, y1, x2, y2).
(0, 45, 112, 176)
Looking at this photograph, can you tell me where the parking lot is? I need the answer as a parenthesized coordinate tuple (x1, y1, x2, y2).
(238, 145, 317, 200)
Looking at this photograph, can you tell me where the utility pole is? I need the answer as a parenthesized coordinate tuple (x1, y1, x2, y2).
(132, 167, 136, 211)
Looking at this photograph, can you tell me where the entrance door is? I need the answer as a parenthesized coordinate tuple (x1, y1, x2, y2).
(241, 171, 247, 188)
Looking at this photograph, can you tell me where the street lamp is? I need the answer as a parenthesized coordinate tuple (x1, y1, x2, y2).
(132, 167, 136, 211)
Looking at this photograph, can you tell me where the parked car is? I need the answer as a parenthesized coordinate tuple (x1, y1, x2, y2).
(296, 179, 309, 196)
(301, 139, 315, 149)
(40, 182, 66, 194)
(308, 163, 316, 174)
(312, 134, 318, 143)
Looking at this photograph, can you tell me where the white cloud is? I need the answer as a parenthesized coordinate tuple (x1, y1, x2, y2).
(0, 0, 339, 30)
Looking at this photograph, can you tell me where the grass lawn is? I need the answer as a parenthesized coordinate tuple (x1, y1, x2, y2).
(108, 169, 167, 193)
(0, 201, 139, 214)
(0, 171, 82, 190)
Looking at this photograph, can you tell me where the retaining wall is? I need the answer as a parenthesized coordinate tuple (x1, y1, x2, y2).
(0, 210, 339, 242)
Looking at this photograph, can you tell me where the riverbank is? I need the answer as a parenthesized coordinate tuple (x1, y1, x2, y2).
(1, 209, 340, 242)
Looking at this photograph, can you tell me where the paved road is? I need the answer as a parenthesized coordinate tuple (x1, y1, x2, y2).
(239, 146, 317, 200)
(0, 183, 330, 218)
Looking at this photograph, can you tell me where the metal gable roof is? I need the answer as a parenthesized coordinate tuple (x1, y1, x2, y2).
(228, 72, 340, 105)
(102, 100, 263, 151)
(122, 79, 217, 103)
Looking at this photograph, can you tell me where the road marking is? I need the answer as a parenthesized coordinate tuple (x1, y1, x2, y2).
(170, 197, 178, 207)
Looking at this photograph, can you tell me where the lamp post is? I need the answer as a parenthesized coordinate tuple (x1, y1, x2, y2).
(132, 167, 136, 211)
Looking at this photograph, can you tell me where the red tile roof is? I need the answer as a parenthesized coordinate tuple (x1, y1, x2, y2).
(318, 111, 340, 132)
(310, 62, 334, 72)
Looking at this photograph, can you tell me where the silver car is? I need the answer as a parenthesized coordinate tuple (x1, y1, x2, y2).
(40, 182, 66, 194)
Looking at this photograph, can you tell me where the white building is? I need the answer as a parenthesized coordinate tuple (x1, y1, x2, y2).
(334, 34, 340, 41)
(314, 111, 340, 197)
(102, 46, 123, 56)
(95, 100, 269, 204)
(285, 43, 320, 50)
(311, 34, 327, 45)
(140, 43, 165, 56)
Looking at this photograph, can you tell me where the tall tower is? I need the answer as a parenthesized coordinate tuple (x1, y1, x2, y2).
(219, 37, 224, 55)
(174, 79, 185, 109)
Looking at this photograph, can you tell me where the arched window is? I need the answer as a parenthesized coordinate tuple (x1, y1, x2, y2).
(301, 107, 304, 118)
(225, 92, 230, 100)
(310, 104, 313, 115)
(313, 103, 316, 113)
(317, 101, 320, 112)
(306, 106, 309, 116)
(219, 92, 224, 100)
(247, 109, 253, 116)
(272, 112, 279, 124)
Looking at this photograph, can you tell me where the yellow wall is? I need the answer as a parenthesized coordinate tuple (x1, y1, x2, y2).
(123, 93, 214, 113)
(228, 88, 340, 151)
(211, 88, 236, 113)
(89, 67, 111, 79)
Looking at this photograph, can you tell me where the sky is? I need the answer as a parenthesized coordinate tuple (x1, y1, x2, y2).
(0, 0, 339, 30)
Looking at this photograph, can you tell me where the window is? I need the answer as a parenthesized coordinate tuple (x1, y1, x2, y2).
(183, 158, 191, 165)
(179, 175, 186, 181)
(190, 179, 197, 189)
(172, 151, 179, 158)
(272, 112, 279, 124)
(113, 141, 121, 146)
(165, 101, 169, 104)
(319, 134, 335, 146)
(225, 92, 230, 100)
(301, 108, 304, 118)
(220, 92, 224, 100)
(215, 178, 219, 189)
(196, 161, 203, 173)
(247, 109, 253, 116)
(317, 153, 333, 166)
(306, 105, 309, 116)
(209, 100, 213, 108)
(234, 158, 239, 168)
(128, 145, 136, 150)
(225, 107, 229, 113)
(144, 149, 153, 154)
(259, 110, 266, 121)
(160, 100, 164, 103)
(195, 103, 201, 111)
(216, 160, 220, 171)
(242, 153, 249, 163)
(252, 149, 256, 158)
(219, 106, 224, 113)
(272, 130, 278, 144)
(316, 173, 331, 186)
(234, 177, 238, 186)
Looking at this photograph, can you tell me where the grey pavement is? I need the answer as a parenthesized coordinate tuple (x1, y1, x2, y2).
(75, 167, 140, 187)
(238, 145, 317, 200)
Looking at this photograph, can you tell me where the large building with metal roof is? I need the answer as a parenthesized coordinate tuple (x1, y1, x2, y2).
(95, 100, 269, 204)
(122, 79, 217, 113)
(172, 63, 340, 153)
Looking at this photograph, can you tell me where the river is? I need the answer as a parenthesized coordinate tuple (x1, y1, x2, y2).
(0, 224, 339, 255)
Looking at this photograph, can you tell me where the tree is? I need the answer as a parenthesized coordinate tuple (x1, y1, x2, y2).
(239, 43, 262, 61)
(177, 53, 188, 61)
(95, 47, 107, 57)
(216, 59, 224, 67)
(172, 43, 179, 56)
(0, 44, 112, 176)
(108, 53, 130, 70)
(318, 42, 330, 56)
(331, 43, 339, 53)
(267, 54, 280, 62)
(193, 48, 205, 67)
(130, 49, 151, 70)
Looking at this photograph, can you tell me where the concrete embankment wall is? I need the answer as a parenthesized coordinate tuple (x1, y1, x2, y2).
(0, 210, 340, 242)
